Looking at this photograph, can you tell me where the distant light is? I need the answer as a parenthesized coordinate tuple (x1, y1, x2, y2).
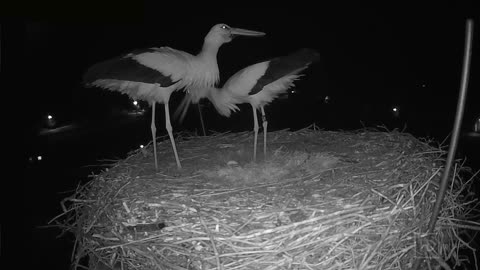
(421, 84, 426, 88)
(290, 90, 296, 94)
(37, 155, 42, 161)
(140, 145, 144, 148)
(133, 100, 138, 106)
(324, 96, 330, 104)
(392, 106, 400, 117)
(45, 114, 56, 128)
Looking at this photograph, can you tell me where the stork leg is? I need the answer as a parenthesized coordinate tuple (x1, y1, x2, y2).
(198, 102, 207, 136)
(151, 102, 158, 171)
(252, 105, 259, 162)
(164, 102, 182, 169)
(261, 106, 268, 158)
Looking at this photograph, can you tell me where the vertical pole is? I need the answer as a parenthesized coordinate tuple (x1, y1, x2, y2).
(412, 19, 473, 270)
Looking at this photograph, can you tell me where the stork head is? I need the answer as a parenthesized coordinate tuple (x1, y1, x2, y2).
(204, 24, 265, 45)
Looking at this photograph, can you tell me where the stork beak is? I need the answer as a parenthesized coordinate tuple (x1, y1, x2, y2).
(230, 27, 266, 37)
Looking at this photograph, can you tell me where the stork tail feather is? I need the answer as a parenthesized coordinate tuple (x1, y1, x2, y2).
(207, 88, 240, 117)
(173, 93, 193, 124)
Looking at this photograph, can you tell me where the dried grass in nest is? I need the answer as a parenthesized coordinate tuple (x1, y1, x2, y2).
(53, 125, 480, 270)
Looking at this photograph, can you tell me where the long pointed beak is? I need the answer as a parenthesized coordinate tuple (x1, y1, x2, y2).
(230, 27, 266, 37)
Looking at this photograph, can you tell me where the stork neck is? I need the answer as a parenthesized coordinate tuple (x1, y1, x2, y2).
(198, 41, 221, 59)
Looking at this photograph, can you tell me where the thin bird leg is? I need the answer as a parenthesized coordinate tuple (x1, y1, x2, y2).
(151, 102, 158, 171)
(164, 102, 182, 169)
(261, 106, 268, 158)
(252, 105, 259, 162)
(198, 102, 207, 136)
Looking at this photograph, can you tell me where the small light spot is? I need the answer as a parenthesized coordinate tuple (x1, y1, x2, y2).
(290, 90, 296, 94)
(324, 96, 330, 103)
(133, 100, 138, 106)
(47, 115, 53, 120)
(392, 106, 400, 117)
(140, 145, 144, 148)
(422, 84, 426, 88)
(37, 155, 42, 161)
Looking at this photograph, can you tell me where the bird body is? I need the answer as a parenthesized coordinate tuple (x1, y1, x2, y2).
(206, 48, 320, 161)
(83, 24, 265, 170)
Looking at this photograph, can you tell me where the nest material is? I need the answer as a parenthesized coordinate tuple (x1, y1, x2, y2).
(54, 126, 480, 270)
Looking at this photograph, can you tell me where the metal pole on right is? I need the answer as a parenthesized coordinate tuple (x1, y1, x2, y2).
(412, 18, 474, 270)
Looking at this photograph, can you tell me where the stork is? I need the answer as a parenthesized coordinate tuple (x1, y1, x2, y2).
(83, 24, 265, 170)
(205, 48, 319, 161)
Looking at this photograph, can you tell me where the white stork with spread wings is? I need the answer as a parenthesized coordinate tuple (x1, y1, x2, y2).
(83, 24, 265, 170)
(204, 48, 319, 161)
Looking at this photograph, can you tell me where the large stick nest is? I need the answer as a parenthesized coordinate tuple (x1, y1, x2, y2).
(54, 126, 480, 270)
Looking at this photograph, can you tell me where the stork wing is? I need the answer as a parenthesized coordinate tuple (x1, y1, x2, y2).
(130, 47, 194, 84)
(217, 48, 320, 110)
(223, 48, 319, 97)
(83, 47, 191, 88)
(222, 61, 271, 96)
(249, 48, 319, 95)
(249, 69, 305, 108)
(83, 54, 177, 87)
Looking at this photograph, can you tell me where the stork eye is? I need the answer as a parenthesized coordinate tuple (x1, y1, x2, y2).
(220, 24, 229, 30)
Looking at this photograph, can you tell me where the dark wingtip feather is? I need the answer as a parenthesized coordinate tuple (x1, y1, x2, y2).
(82, 57, 126, 85)
(248, 48, 319, 96)
(83, 54, 176, 87)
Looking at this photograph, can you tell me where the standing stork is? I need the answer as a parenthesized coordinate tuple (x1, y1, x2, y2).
(205, 48, 319, 161)
(83, 24, 265, 170)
